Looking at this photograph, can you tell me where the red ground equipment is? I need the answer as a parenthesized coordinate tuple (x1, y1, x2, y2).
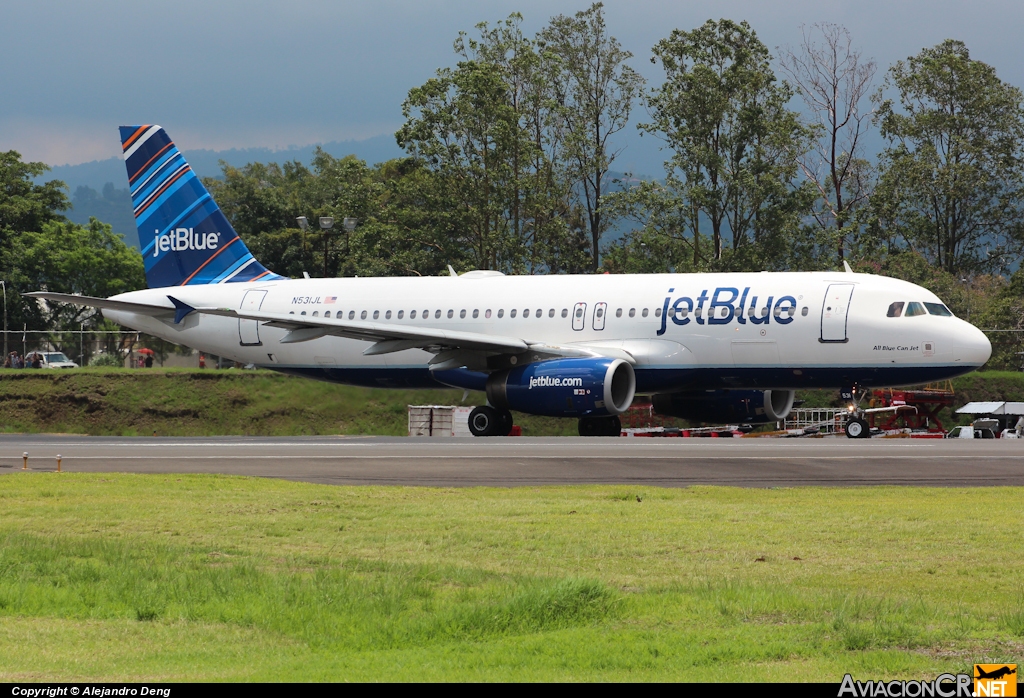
(864, 382, 954, 433)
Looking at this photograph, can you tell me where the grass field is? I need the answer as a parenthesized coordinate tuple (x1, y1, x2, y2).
(3, 368, 1024, 437)
(0, 473, 1020, 681)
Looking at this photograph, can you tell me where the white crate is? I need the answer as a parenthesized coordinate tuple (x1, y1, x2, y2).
(408, 405, 473, 437)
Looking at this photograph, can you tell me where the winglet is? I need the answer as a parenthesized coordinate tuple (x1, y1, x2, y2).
(167, 296, 196, 324)
(448, 265, 458, 277)
(843, 261, 854, 273)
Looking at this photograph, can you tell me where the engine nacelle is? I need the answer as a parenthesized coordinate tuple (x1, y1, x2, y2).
(652, 389, 795, 424)
(486, 357, 636, 417)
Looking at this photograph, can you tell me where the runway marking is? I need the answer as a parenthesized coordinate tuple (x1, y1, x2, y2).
(8, 455, 1020, 461)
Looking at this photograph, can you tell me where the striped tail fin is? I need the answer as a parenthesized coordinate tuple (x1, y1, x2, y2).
(119, 125, 284, 287)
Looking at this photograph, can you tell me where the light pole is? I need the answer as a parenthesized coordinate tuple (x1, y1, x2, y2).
(1, 280, 6, 361)
(960, 277, 971, 322)
(319, 216, 334, 277)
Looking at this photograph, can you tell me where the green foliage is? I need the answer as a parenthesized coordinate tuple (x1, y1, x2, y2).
(613, 19, 816, 272)
(869, 40, 1024, 275)
(10, 218, 144, 335)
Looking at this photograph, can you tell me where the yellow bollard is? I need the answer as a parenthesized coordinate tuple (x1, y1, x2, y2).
(22, 452, 28, 470)
(56, 454, 62, 473)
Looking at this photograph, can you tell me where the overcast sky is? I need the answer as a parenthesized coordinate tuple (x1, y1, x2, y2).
(3, 0, 1024, 168)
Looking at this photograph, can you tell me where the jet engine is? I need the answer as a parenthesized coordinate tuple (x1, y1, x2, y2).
(652, 389, 795, 424)
(486, 357, 636, 417)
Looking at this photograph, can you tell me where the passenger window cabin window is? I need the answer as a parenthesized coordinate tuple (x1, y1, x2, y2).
(905, 302, 927, 317)
(485, 309, 492, 318)
(886, 302, 905, 317)
(472, 309, 479, 319)
(535, 309, 541, 318)
(616, 308, 622, 318)
(596, 307, 604, 318)
(312, 311, 319, 317)
(511, 309, 517, 318)
(349, 311, 355, 320)
(289, 311, 295, 315)
(575, 308, 583, 318)
(386, 310, 392, 319)
(410, 310, 417, 319)
(561, 309, 568, 318)
(448, 309, 454, 319)
(642, 308, 649, 318)
(655, 308, 662, 317)
(667, 307, 676, 317)
(372, 310, 379, 319)
(801, 307, 808, 316)
(301, 311, 307, 316)
(524, 309, 531, 318)
(629, 308, 635, 318)
(548, 309, 555, 318)
(324, 311, 331, 318)
(361, 310, 367, 320)
(498, 309, 504, 318)
(435, 309, 441, 319)
(398, 310, 404, 319)
(925, 302, 953, 317)
(460, 309, 467, 319)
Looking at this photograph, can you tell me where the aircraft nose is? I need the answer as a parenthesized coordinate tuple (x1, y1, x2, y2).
(954, 321, 992, 367)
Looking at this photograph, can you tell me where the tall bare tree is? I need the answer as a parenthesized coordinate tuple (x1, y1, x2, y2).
(778, 23, 876, 263)
(540, 3, 643, 272)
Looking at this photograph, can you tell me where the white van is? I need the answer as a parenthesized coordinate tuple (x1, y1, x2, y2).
(34, 351, 79, 369)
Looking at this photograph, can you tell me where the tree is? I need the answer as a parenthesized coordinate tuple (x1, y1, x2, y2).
(627, 19, 813, 270)
(777, 23, 876, 263)
(11, 218, 144, 350)
(870, 39, 1024, 275)
(539, 2, 644, 271)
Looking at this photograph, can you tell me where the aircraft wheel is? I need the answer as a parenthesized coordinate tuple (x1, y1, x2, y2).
(469, 406, 501, 437)
(579, 416, 621, 437)
(497, 410, 514, 436)
(845, 418, 870, 439)
(579, 417, 601, 437)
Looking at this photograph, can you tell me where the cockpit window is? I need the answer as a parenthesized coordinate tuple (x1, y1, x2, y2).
(905, 301, 927, 317)
(886, 302, 905, 317)
(925, 302, 953, 316)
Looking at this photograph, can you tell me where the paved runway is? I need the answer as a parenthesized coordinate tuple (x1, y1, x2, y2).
(1, 434, 1022, 487)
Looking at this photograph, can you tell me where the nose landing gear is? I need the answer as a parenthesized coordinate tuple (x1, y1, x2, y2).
(842, 385, 871, 438)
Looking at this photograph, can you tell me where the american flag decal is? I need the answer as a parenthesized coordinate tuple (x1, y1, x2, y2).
(325, 296, 337, 304)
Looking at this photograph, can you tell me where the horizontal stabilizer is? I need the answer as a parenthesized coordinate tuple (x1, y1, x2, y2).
(24, 292, 175, 318)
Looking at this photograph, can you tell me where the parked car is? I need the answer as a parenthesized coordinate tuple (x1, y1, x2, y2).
(33, 351, 79, 369)
(999, 429, 1020, 439)
(946, 425, 996, 439)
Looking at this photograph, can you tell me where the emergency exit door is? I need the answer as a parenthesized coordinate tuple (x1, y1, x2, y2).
(820, 283, 854, 343)
(238, 290, 268, 346)
(572, 302, 587, 331)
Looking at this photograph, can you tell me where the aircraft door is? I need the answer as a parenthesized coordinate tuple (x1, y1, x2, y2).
(820, 283, 854, 343)
(238, 290, 268, 346)
(593, 302, 607, 331)
(572, 302, 587, 331)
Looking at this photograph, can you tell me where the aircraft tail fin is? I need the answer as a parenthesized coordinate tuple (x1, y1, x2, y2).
(119, 125, 283, 288)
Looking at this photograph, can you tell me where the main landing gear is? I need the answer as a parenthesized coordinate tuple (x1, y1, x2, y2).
(578, 415, 622, 437)
(468, 405, 514, 437)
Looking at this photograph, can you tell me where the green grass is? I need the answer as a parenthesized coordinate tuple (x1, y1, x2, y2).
(5, 367, 1024, 436)
(0, 474, 1020, 680)
(0, 368, 577, 436)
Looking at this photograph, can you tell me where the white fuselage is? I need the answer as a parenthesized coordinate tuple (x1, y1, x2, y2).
(103, 271, 991, 393)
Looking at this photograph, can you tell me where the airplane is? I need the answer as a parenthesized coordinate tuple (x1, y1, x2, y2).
(28, 126, 993, 437)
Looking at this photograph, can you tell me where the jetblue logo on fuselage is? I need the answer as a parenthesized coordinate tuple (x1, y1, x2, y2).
(657, 287, 798, 336)
(152, 228, 220, 257)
